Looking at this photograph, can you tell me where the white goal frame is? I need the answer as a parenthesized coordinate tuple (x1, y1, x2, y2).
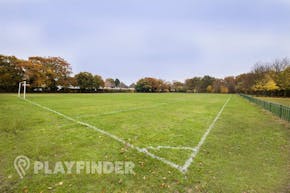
(18, 81, 27, 99)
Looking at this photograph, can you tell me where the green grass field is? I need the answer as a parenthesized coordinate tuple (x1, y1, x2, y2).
(0, 93, 289, 192)
(257, 97, 290, 107)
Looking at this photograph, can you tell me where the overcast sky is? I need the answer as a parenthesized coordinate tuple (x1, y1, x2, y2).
(1, 0, 290, 84)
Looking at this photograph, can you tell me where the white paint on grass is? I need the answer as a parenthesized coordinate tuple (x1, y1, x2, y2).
(137, 147, 183, 172)
(22, 95, 231, 174)
(145, 145, 196, 151)
(23, 99, 184, 173)
(181, 96, 231, 173)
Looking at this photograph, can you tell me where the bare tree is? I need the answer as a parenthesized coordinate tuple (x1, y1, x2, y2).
(272, 57, 289, 73)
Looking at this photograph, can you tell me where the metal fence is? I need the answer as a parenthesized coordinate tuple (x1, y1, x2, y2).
(239, 94, 290, 122)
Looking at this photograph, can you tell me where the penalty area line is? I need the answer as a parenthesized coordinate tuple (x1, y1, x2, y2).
(145, 145, 196, 151)
(181, 96, 232, 173)
(23, 98, 185, 173)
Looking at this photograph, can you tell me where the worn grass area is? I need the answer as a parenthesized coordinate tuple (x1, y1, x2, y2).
(257, 96, 290, 106)
(0, 93, 289, 192)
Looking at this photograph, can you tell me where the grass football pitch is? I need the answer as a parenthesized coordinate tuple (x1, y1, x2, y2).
(0, 93, 289, 192)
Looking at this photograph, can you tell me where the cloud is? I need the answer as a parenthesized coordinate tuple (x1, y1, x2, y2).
(0, 0, 290, 84)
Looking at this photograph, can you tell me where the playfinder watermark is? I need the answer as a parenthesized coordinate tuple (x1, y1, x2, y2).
(14, 155, 135, 179)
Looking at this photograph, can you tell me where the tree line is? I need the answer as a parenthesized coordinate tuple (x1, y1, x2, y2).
(0, 54, 289, 96)
(134, 58, 290, 96)
(0, 55, 128, 92)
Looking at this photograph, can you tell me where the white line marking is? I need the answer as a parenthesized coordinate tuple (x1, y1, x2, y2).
(22, 95, 231, 174)
(137, 147, 183, 171)
(181, 96, 231, 173)
(145, 145, 196, 151)
(23, 99, 185, 173)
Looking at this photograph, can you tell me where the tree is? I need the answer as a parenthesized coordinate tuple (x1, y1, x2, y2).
(185, 77, 202, 92)
(220, 86, 229, 93)
(1, 53, 289, 96)
(252, 74, 278, 93)
(0, 55, 23, 91)
(224, 76, 236, 93)
(172, 81, 185, 92)
(236, 73, 255, 93)
(184, 76, 215, 93)
(114, 78, 120, 87)
(212, 79, 222, 93)
(93, 75, 104, 89)
(212, 79, 229, 93)
(67, 76, 77, 87)
(28, 56, 72, 91)
(264, 78, 279, 91)
(278, 66, 290, 96)
(200, 75, 215, 92)
(252, 62, 271, 81)
(206, 85, 213, 93)
(271, 58, 290, 96)
(18, 59, 46, 88)
(135, 78, 171, 92)
(105, 78, 115, 88)
(135, 77, 159, 92)
(75, 72, 94, 91)
(272, 57, 289, 73)
(157, 79, 170, 92)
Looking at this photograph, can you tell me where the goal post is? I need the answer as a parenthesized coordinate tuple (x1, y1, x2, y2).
(18, 82, 21, 97)
(18, 81, 27, 99)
